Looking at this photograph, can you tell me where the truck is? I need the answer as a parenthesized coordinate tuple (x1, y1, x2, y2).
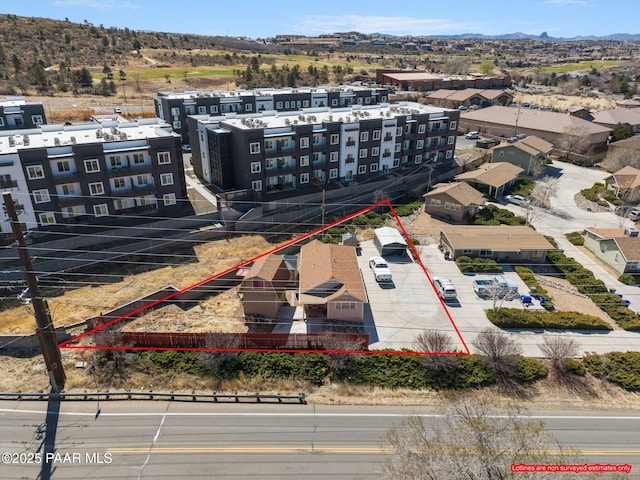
(433, 277, 457, 300)
(369, 256, 393, 283)
(473, 276, 518, 297)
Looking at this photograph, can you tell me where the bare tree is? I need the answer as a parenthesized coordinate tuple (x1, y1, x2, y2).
(540, 335, 580, 371)
(531, 175, 558, 209)
(602, 147, 640, 173)
(556, 126, 592, 163)
(414, 330, 457, 371)
(472, 328, 522, 378)
(383, 393, 580, 480)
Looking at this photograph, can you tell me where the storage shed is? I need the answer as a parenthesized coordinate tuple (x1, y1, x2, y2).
(374, 227, 408, 257)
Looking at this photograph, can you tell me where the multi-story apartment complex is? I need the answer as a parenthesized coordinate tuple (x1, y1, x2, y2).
(188, 102, 459, 196)
(0, 118, 185, 240)
(154, 86, 389, 144)
(0, 96, 47, 130)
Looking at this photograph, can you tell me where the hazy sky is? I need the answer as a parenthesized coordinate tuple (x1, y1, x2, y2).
(4, 0, 639, 38)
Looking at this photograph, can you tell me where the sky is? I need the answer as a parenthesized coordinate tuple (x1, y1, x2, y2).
(3, 0, 639, 39)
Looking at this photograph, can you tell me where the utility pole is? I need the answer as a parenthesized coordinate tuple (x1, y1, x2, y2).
(3, 193, 66, 391)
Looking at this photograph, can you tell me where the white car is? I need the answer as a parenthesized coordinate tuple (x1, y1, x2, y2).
(369, 256, 392, 282)
(433, 277, 457, 300)
(465, 131, 480, 139)
(505, 194, 529, 206)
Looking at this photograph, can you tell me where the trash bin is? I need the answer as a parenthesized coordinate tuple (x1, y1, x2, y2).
(623, 300, 631, 307)
(540, 297, 546, 306)
(521, 295, 532, 304)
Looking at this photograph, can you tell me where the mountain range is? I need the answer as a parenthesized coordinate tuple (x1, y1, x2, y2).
(372, 32, 640, 42)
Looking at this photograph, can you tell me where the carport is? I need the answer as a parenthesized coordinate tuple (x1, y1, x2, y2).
(374, 227, 408, 257)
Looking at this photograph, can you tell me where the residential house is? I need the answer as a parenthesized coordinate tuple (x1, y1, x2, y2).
(455, 162, 524, 197)
(298, 240, 367, 322)
(584, 227, 640, 275)
(460, 106, 612, 162)
(239, 254, 293, 319)
(592, 108, 640, 134)
(439, 225, 555, 261)
(425, 89, 513, 109)
(188, 102, 459, 198)
(423, 182, 485, 222)
(376, 70, 511, 92)
(491, 135, 553, 175)
(605, 165, 640, 203)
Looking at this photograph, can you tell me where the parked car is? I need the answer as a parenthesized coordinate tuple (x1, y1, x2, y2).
(630, 209, 640, 221)
(465, 131, 480, 139)
(615, 205, 634, 217)
(473, 276, 518, 298)
(457, 105, 468, 111)
(369, 256, 392, 282)
(505, 194, 530, 206)
(433, 277, 457, 300)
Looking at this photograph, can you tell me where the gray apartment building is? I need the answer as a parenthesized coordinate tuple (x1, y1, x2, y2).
(187, 102, 459, 197)
(0, 118, 185, 240)
(0, 96, 47, 130)
(154, 86, 389, 144)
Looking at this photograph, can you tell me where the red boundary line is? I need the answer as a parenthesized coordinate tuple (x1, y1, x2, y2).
(59, 199, 469, 356)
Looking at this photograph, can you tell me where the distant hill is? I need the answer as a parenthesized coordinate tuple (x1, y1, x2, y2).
(375, 31, 640, 42)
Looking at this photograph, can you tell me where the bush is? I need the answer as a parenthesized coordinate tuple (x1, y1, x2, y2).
(351, 211, 385, 227)
(456, 256, 503, 274)
(473, 204, 526, 226)
(604, 351, 640, 391)
(562, 358, 586, 376)
(514, 266, 554, 310)
(618, 273, 637, 285)
(515, 356, 549, 383)
(583, 354, 606, 377)
(565, 231, 584, 246)
(486, 308, 613, 330)
(505, 178, 535, 198)
(392, 200, 422, 217)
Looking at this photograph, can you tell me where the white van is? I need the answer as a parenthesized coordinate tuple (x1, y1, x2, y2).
(433, 277, 457, 300)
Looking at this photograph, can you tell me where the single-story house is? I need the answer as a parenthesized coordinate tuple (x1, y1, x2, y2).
(454, 162, 524, 197)
(460, 106, 612, 162)
(605, 165, 640, 203)
(374, 226, 408, 256)
(425, 88, 513, 109)
(423, 182, 486, 222)
(238, 254, 294, 319)
(439, 225, 555, 262)
(592, 108, 640, 133)
(491, 135, 553, 175)
(298, 240, 368, 322)
(584, 227, 640, 275)
(616, 99, 640, 109)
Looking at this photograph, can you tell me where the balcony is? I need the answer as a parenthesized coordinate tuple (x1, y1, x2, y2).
(345, 140, 356, 147)
(382, 152, 391, 158)
(383, 135, 393, 142)
(0, 179, 18, 189)
(52, 171, 82, 182)
(57, 195, 83, 207)
(133, 183, 156, 194)
(266, 181, 296, 192)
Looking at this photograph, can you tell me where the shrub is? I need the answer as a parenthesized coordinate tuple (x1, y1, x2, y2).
(473, 204, 526, 226)
(455, 256, 503, 274)
(562, 358, 586, 376)
(505, 178, 535, 197)
(583, 354, 606, 378)
(515, 356, 549, 383)
(604, 351, 640, 391)
(352, 211, 385, 227)
(618, 273, 637, 285)
(565, 231, 584, 246)
(486, 308, 612, 330)
(393, 200, 422, 217)
(514, 266, 554, 310)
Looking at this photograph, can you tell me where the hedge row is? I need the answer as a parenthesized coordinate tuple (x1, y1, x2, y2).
(514, 266, 554, 311)
(487, 308, 613, 330)
(546, 250, 640, 331)
(583, 352, 640, 391)
(455, 256, 503, 273)
(565, 231, 585, 246)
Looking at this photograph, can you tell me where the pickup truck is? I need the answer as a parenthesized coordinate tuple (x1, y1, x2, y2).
(433, 277, 457, 300)
(369, 256, 392, 282)
(473, 276, 518, 297)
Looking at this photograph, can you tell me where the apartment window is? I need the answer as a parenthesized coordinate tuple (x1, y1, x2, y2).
(265, 139, 274, 150)
(84, 159, 100, 173)
(56, 160, 71, 173)
(358, 165, 366, 174)
(0, 118, 4, 126)
(360, 131, 369, 142)
(136, 175, 149, 186)
(395, 127, 402, 136)
(393, 159, 400, 168)
(110, 155, 123, 168)
(415, 155, 422, 164)
(94, 204, 109, 217)
(38, 212, 56, 225)
(373, 130, 381, 140)
(170, 107, 180, 116)
(395, 143, 401, 153)
(31, 115, 44, 125)
(113, 178, 126, 189)
(330, 134, 339, 145)
(300, 137, 309, 148)
(300, 155, 309, 167)
(418, 124, 426, 134)
(370, 164, 379, 173)
(276, 101, 283, 109)
(114, 198, 129, 210)
(251, 180, 262, 191)
(60, 184, 75, 196)
(249, 161, 262, 174)
(359, 148, 368, 158)
(27, 165, 45, 179)
(303, 100, 309, 108)
(33, 189, 50, 204)
(284, 101, 290, 108)
(448, 135, 455, 145)
(381, 96, 387, 102)
(330, 151, 339, 162)
(132, 153, 145, 164)
(446, 150, 453, 159)
(479, 249, 492, 257)
(138, 195, 155, 206)
(160, 173, 174, 186)
(173, 120, 181, 129)
(331, 99, 338, 106)
(198, 106, 207, 114)
(329, 168, 338, 179)
(365, 97, 371, 104)
(89, 182, 105, 196)
(250, 142, 261, 154)
(300, 173, 309, 184)
(403, 140, 410, 150)
(405, 124, 412, 134)
(157, 152, 171, 164)
(372, 146, 380, 156)
(450, 121, 457, 130)
(416, 140, 424, 149)
(210, 105, 218, 114)
(163, 193, 177, 206)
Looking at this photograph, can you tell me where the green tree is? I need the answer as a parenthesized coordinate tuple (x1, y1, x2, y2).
(478, 60, 494, 75)
(611, 123, 635, 142)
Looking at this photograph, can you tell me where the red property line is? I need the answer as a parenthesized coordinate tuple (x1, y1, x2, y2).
(60, 199, 469, 356)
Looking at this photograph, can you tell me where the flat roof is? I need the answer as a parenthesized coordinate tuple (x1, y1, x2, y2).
(157, 85, 386, 100)
(0, 96, 41, 107)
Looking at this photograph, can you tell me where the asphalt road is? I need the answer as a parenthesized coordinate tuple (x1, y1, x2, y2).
(0, 400, 638, 479)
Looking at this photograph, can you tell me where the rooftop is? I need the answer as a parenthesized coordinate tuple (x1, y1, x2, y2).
(156, 85, 386, 100)
(591, 108, 640, 126)
(424, 182, 486, 206)
(455, 161, 524, 188)
(0, 96, 40, 108)
(441, 225, 555, 252)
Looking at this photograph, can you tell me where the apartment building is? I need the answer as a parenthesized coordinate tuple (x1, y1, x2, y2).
(0, 118, 185, 239)
(188, 102, 459, 196)
(154, 86, 389, 143)
(0, 96, 47, 130)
